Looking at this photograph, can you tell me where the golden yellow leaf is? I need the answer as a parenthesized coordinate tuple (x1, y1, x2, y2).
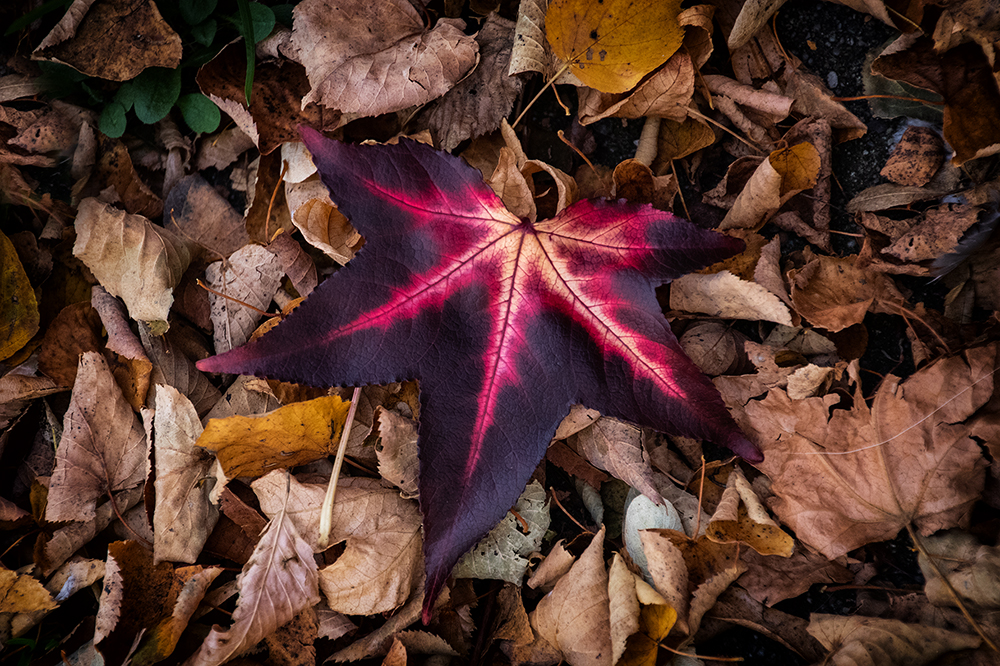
(198, 395, 350, 478)
(0, 229, 39, 362)
(546, 0, 684, 93)
(770, 142, 821, 195)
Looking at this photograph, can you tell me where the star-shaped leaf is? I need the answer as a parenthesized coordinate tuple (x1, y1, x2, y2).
(197, 128, 761, 620)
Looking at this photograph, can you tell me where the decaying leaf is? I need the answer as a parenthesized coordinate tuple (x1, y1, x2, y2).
(204, 244, 283, 353)
(0, 229, 39, 362)
(0, 568, 57, 614)
(918, 530, 1000, 609)
(671, 270, 793, 326)
(807, 613, 980, 666)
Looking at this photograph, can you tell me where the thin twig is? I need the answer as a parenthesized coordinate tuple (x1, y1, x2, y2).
(319, 386, 363, 549)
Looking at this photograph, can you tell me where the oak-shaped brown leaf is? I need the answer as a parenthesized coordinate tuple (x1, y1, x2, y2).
(46, 352, 147, 522)
(198, 395, 350, 479)
(531, 527, 612, 666)
(290, 0, 478, 115)
(153, 385, 218, 564)
(807, 614, 980, 666)
(749, 346, 993, 559)
(73, 198, 191, 327)
(185, 478, 321, 666)
(33, 0, 181, 81)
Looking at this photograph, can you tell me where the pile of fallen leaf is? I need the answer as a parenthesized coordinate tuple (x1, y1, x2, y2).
(2, 0, 1000, 664)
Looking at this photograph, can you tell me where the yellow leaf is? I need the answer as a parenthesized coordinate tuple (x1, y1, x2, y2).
(770, 141, 820, 195)
(198, 395, 350, 478)
(546, 0, 684, 93)
(0, 230, 39, 362)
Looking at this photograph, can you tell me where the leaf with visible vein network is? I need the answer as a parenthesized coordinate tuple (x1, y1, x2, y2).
(197, 128, 762, 621)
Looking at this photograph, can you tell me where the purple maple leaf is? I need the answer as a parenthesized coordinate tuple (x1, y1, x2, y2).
(198, 128, 762, 621)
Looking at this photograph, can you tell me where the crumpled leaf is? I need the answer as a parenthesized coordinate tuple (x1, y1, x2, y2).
(806, 613, 980, 666)
(918, 530, 1000, 609)
(197, 395, 350, 479)
(454, 481, 550, 585)
(706, 465, 793, 557)
(185, 476, 321, 666)
(531, 526, 612, 666)
(46, 352, 147, 523)
(546, 0, 684, 93)
(720, 142, 820, 232)
(33, 0, 182, 81)
(204, 243, 283, 353)
(570, 417, 658, 502)
(748, 346, 993, 559)
(153, 385, 218, 564)
(285, 175, 363, 265)
(291, 0, 478, 115)
(671, 270, 793, 326)
(789, 255, 878, 332)
(73, 198, 191, 327)
(0, 229, 39, 362)
(164, 174, 250, 261)
(880, 125, 945, 187)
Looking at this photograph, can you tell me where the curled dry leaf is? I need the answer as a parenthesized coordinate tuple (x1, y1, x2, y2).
(569, 417, 659, 502)
(454, 481, 550, 585)
(139, 323, 221, 418)
(184, 483, 321, 666)
(789, 255, 877, 332)
(285, 176, 362, 265)
(91, 286, 152, 411)
(197, 395, 350, 479)
(33, 0, 182, 81)
(807, 614, 980, 666)
(577, 50, 695, 125)
(73, 198, 191, 327)
(705, 465, 793, 557)
(546, 0, 684, 94)
(749, 346, 993, 560)
(720, 142, 820, 232)
(291, 0, 478, 115)
(670, 270, 793, 326)
(153, 385, 218, 564)
(46, 352, 147, 523)
(375, 407, 420, 497)
(0, 229, 39, 362)
(918, 530, 1000, 609)
(204, 244, 283, 353)
(0, 374, 60, 431)
(531, 526, 612, 666)
(679, 321, 749, 376)
(607, 554, 639, 664)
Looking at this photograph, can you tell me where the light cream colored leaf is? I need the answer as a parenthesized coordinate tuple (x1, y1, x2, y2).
(670, 270, 793, 326)
(570, 417, 659, 501)
(285, 176, 361, 265)
(184, 479, 321, 666)
(374, 407, 419, 498)
(527, 540, 576, 591)
(47, 353, 147, 522)
(73, 198, 191, 325)
(291, 0, 478, 115)
(638, 529, 689, 634)
(531, 526, 612, 666)
(807, 614, 980, 666)
(454, 481, 550, 585)
(205, 244, 283, 353)
(153, 385, 218, 564)
(607, 554, 639, 664)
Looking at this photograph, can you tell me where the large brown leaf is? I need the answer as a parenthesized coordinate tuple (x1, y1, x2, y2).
(749, 347, 993, 559)
(47, 352, 147, 522)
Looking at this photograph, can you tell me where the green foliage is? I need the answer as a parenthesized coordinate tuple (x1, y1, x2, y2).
(178, 93, 222, 133)
(133, 68, 183, 124)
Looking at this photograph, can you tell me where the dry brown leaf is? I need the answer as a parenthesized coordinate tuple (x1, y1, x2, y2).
(569, 417, 659, 502)
(740, 548, 852, 607)
(9, 557, 105, 637)
(881, 125, 945, 187)
(670, 270, 793, 325)
(267, 231, 318, 298)
(37, 301, 103, 387)
(195, 127, 256, 171)
(0, 374, 61, 431)
(0, 568, 57, 614)
(679, 322, 748, 376)
(706, 465, 793, 556)
(531, 527, 612, 666)
(657, 115, 716, 162)
(420, 15, 524, 151)
(577, 50, 694, 125)
(546, 0, 684, 93)
(139, 323, 221, 418)
(882, 203, 981, 264)
(789, 255, 877, 332)
(164, 175, 250, 261)
(807, 613, 980, 666)
(610, 159, 677, 209)
(291, 0, 478, 115)
(720, 142, 820, 232)
(93, 136, 163, 219)
(73, 198, 191, 327)
(46, 352, 147, 522)
(185, 479, 321, 666)
(375, 407, 420, 498)
(198, 395, 350, 479)
(728, 0, 791, 50)
(33, 0, 181, 81)
(317, 477, 423, 615)
(918, 530, 1000, 609)
(285, 176, 362, 265)
(204, 244, 283, 353)
(527, 539, 576, 591)
(615, 577, 676, 666)
(91, 286, 152, 411)
(153, 386, 218, 564)
(132, 566, 224, 666)
(607, 554, 640, 664)
(263, 607, 319, 666)
(748, 346, 993, 560)
(638, 529, 689, 633)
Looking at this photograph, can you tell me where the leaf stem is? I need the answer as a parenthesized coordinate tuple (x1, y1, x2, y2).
(512, 61, 573, 129)
(318, 386, 362, 549)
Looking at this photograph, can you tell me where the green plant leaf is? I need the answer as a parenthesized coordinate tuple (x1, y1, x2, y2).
(247, 2, 275, 43)
(100, 102, 127, 138)
(115, 80, 136, 112)
(180, 0, 217, 25)
(178, 93, 221, 133)
(191, 18, 217, 46)
(133, 68, 182, 124)
(272, 3, 295, 27)
(237, 0, 256, 105)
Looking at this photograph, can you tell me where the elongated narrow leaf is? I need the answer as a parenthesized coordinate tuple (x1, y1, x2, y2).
(198, 128, 761, 620)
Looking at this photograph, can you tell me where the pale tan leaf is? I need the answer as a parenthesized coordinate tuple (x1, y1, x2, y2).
(374, 407, 419, 498)
(638, 529, 689, 634)
(531, 527, 612, 666)
(73, 198, 191, 325)
(317, 478, 422, 615)
(291, 0, 478, 115)
(729, 0, 791, 50)
(285, 176, 361, 265)
(252, 471, 325, 550)
(527, 540, 576, 591)
(205, 244, 283, 353)
(184, 481, 321, 666)
(919, 530, 1000, 609)
(0, 374, 60, 431)
(553, 404, 602, 440)
(577, 51, 694, 125)
(807, 614, 980, 666)
(0, 568, 57, 613)
(607, 554, 639, 664)
(570, 417, 660, 501)
(47, 353, 147, 522)
(204, 375, 281, 421)
(706, 465, 793, 557)
(139, 323, 221, 418)
(720, 143, 819, 231)
(91, 286, 153, 411)
(153, 385, 219, 564)
(670, 270, 793, 325)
